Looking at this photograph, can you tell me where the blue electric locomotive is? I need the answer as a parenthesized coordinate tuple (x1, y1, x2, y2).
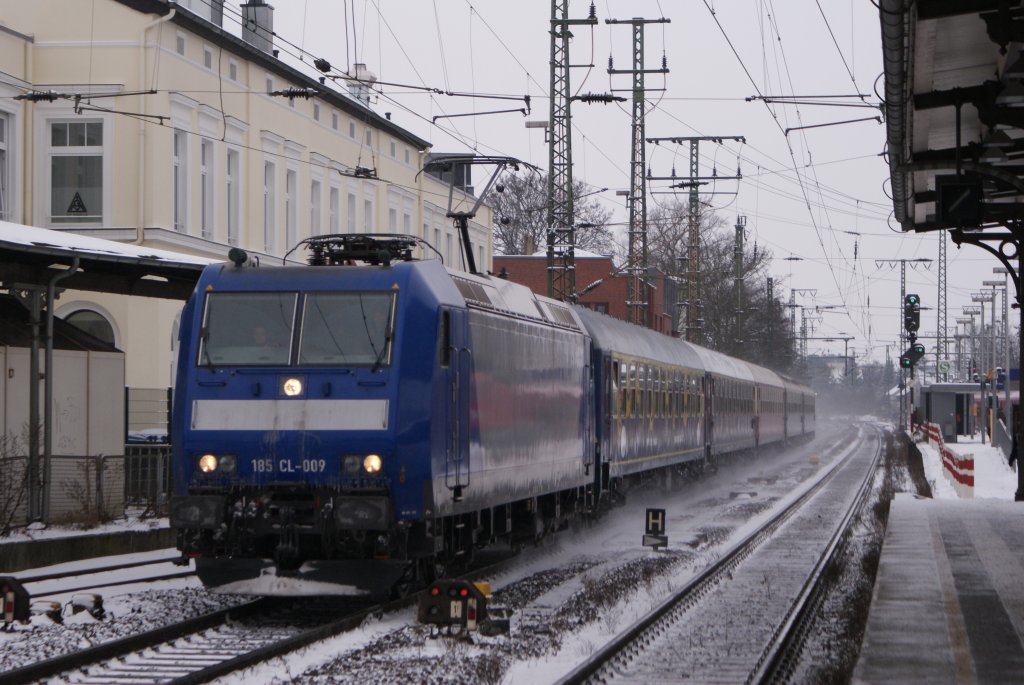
(171, 235, 594, 594)
(171, 234, 813, 596)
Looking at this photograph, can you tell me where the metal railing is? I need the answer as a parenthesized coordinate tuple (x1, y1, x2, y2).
(0, 449, 172, 529)
(993, 418, 1013, 460)
(124, 446, 173, 516)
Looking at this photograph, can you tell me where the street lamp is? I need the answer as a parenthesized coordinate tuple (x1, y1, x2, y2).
(987, 269, 1012, 442)
(836, 333, 853, 377)
(994, 267, 1012, 443)
(963, 305, 982, 384)
(971, 292, 996, 443)
(982, 280, 1005, 440)
(955, 317, 973, 381)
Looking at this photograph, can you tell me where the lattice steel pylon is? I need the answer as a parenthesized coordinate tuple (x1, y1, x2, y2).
(938, 232, 948, 380)
(546, 0, 596, 302)
(646, 135, 743, 341)
(733, 216, 746, 348)
(607, 16, 669, 326)
(686, 142, 701, 340)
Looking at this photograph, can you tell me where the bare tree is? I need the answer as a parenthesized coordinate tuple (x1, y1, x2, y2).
(647, 198, 796, 372)
(646, 198, 726, 277)
(0, 429, 30, 536)
(490, 172, 616, 256)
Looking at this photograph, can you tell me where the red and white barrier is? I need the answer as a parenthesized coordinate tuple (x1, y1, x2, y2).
(916, 421, 974, 498)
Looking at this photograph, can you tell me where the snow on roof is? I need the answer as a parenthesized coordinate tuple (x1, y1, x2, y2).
(0, 220, 217, 267)
(496, 249, 614, 259)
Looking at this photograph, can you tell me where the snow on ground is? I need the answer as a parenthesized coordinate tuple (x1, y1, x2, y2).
(213, 422, 853, 684)
(2, 421, 868, 684)
(1, 515, 169, 544)
(916, 431, 1019, 500)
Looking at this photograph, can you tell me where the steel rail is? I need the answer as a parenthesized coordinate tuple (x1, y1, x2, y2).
(0, 599, 270, 685)
(17, 553, 184, 584)
(749, 424, 883, 684)
(8, 548, 520, 685)
(163, 550, 523, 685)
(29, 570, 196, 598)
(556, 427, 866, 685)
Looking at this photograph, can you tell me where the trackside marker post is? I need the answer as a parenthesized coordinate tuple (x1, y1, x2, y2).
(643, 507, 668, 550)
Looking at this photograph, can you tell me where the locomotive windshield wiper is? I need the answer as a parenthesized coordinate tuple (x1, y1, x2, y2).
(198, 326, 212, 366)
(371, 329, 391, 373)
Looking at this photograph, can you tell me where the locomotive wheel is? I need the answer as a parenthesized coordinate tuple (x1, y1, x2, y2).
(423, 558, 448, 584)
(390, 557, 449, 598)
(391, 563, 419, 599)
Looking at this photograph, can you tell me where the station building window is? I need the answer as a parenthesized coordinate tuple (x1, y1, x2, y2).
(0, 112, 9, 222)
(49, 120, 105, 226)
(63, 309, 116, 347)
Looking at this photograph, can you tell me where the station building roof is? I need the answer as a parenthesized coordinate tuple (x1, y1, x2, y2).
(0, 221, 214, 300)
(882, 1, 1024, 234)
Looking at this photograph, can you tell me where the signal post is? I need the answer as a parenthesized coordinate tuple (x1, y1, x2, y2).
(900, 294, 926, 431)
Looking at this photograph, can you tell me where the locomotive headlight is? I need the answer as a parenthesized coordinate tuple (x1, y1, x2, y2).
(363, 454, 383, 474)
(198, 454, 218, 473)
(341, 453, 384, 476)
(342, 455, 362, 475)
(219, 454, 237, 474)
(282, 377, 303, 397)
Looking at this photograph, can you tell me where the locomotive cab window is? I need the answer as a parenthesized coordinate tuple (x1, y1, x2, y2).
(199, 292, 297, 366)
(299, 292, 396, 367)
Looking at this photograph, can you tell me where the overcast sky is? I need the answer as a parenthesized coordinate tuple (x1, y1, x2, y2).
(217, 0, 1005, 366)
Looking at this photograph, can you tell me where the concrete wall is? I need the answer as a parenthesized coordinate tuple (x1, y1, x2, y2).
(1, 346, 126, 525)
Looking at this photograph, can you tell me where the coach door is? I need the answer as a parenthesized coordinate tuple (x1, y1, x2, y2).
(441, 307, 471, 501)
(753, 385, 761, 448)
(782, 389, 790, 443)
(704, 375, 714, 459)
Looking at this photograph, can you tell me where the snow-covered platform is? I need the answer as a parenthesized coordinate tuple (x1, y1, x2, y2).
(853, 494, 1024, 683)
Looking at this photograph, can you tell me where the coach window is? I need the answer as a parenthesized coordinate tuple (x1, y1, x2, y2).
(610, 360, 620, 416)
(628, 363, 637, 417)
(659, 368, 665, 417)
(0, 112, 9, 221)
(619, 362, 628, 417)
(663, 369, 669, 418)
(653, 368, 659, 417)
(677, 374, 683, 417)
(663, 370, 670, 417)
(670, 373, 676, 417)
(643, 366, 651, 413)
(643, 365, 650, 417)
(656, 367, 662, 417)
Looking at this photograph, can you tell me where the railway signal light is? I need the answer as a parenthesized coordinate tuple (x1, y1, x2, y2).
(0, 576, 29, 626)
(904, 294, 921, 336)
(900, 343, 926, 369)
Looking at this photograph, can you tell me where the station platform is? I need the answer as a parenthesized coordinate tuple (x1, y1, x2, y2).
(853, 493, 1024, 684)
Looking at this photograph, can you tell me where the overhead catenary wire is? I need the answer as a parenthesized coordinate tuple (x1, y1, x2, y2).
(59, 1, 935, 358)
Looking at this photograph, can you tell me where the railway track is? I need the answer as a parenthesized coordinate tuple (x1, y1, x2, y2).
(2, 545, 525, 685)
(0, 593, 386, 685)
(20, 552, 195, 599)
(556, 423, 883, 685)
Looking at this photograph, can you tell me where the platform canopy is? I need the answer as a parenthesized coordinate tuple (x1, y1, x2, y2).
(0, 221, 215, 300)
(882, 0, 1024, 234)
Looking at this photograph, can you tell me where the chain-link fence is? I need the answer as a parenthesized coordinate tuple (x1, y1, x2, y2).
(0, 449, 172, 531)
